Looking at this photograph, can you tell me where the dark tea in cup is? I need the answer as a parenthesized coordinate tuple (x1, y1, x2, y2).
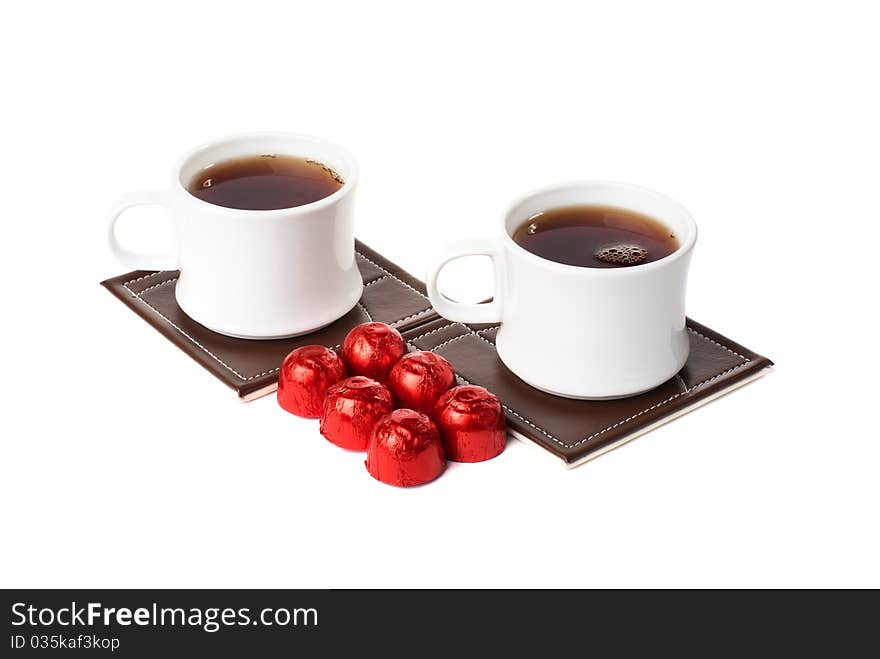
(187, 154, 344, 211)
(512, 204, 679, 268)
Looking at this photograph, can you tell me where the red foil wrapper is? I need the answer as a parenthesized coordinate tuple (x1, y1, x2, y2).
(277, 345, 347, 418)
(434, 385, 507, 462)
(320, 377, 394, 450)
(366, 409, 446, 486)
(341, 322, 407, 384)
(387, 351, 455, 416)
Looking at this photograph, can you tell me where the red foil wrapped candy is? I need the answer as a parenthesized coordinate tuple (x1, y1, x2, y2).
(277, 345, 347, 418)
(320, 376, 394, 450)
(341, 322, 407, 383)
(387, 351, 455, 416)
(434, 385, 507, 462)
(366, 409, 446, 487)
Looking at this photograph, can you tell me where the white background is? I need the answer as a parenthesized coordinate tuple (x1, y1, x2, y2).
(2, 0, 878, 588)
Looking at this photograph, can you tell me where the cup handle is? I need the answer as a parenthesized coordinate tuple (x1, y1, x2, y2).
(107, 190, 178, 270)
(426, 239, 504, 323)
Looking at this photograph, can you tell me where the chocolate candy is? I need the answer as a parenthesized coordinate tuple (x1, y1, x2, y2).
(387, 351, 455, 416)
(277, 345, 347, 418)
(341, 322, 407, 384)
(320, 376, 394, 450)
(366, 409, 446, 486)
(434, 385, 506, 462)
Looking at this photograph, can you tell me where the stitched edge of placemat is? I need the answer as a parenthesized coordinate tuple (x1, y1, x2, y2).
(406, 320, 768, 452)
(118, 249, 433, 383)
(106, 245, 772, 462)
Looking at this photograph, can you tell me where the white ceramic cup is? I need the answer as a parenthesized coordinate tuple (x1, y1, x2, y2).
(107, 132, 362, 339)
(426, 181, 698, 399)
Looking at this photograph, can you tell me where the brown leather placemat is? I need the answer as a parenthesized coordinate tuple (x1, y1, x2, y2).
(103, 240, 772, 464)
(405, 317, 772, 465)
(102, 241, 437, 400)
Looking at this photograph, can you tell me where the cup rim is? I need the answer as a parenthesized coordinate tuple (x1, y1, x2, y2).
(500, 180, 698, 275)
(172, 131, 358, 216)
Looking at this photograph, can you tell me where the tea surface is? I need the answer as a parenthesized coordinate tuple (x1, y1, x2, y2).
(512, 204, 679, 268)
(187, 154, 344, 210)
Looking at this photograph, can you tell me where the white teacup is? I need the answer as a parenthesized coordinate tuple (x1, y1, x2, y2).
(426, 181, 698, 399)
(107, 132, 362, 339)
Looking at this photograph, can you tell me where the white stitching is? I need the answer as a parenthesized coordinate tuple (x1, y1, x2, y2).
(468, 329, 498, 350)
(355, 251, 430, 302)
(356, 301, 373, 322)
(246, 366, 281, 379)
(406, 322, 459, 344)
(355, 253, 434, 324)
(406, 328, 565, 447)
(121, 256, 753, 448)
(448, 372, 563, 446)
(688, 327, 749, 361)
(389, 307, 434, 328)
(415, 322, 752, 449)
(501, 404, 562, 445)
(429, 333, 472, 353)
(119, 252, 420, 382)
(363, 275, 389, 288)
(357, 263, 433, 326)
(122, 276, 357, 382)
(125, 271, 166, 286)
(675, 374, 689, 394)
(568, 360, 751, 448)
(359, 272, 433, 327)
(123, 278, 252, 381)
(138, 278, 177, 296)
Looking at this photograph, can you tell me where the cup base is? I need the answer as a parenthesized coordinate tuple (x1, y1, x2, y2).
(175, 286, 363, 341)
(494, 324, 690, 400)
(193, 318, 341, 341)
(496, 337, 688, 400)
(511, 375, 662, 400)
